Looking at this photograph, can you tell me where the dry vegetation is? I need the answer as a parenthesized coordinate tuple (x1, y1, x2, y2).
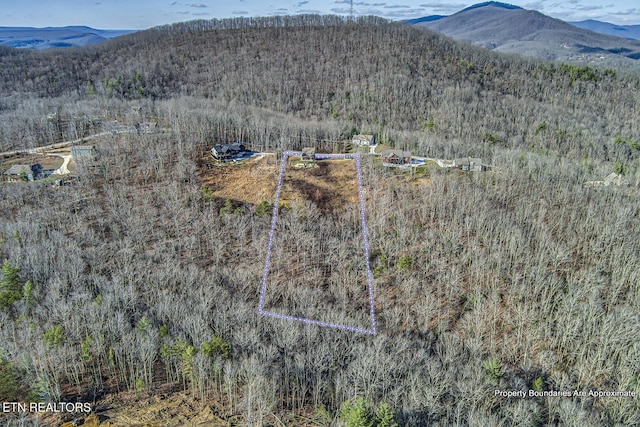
(0, 15, 639, 427)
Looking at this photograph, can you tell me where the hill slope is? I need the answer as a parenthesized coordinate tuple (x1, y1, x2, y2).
(412, 2, 640, 64)
(0, 16, 639, 427)
(0, 15, 638, 165)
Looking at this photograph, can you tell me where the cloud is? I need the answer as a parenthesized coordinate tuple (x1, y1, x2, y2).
(296, 8, 322, 13)
(170, 1, 178, 5)
(335, 0, 390, 5)
(297, 0, 309, 5)
(384, 7, 426, 17)
(384, 4, 411, 9)
(331, 5, 424, 17)
(609, 8, 637, 15)
(232, 10, 249, 14)
(192, 12, 210, 15)
(420, 2, 465, 8)
(190, 3, 207, 7)
(420, 2, 466, 12)
(568, 0, 580, 3)
(575, 5, 602, 11)
(523, 1, 545, 10)
(177, 11, 189, 14)
(331, 6, 380, 14)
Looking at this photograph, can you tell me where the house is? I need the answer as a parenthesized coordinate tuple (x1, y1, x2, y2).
(71, 145, 98, 161)
(301, 147, 316, 161)
(381, 149, 412, 165)
(211, 143, 247, 160)
(4, 164, 43, 182)
(604, 172, 629, 187)
(352, 134, 375, 146)
(453, 157, 485, 172)
(137, 121, 158, 134)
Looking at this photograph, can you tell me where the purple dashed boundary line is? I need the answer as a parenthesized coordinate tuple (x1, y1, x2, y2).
(258, 151, 377, 335)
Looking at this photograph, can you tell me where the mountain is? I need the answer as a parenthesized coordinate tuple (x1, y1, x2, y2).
(1, 16, 639, 426)
(408, 2, 640, 64)
(401, 15, 445, 25)
(0, 26, 136, 50)
(570, 19, 640, 41)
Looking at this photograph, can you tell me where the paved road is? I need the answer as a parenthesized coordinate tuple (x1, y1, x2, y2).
(0, 130, 124, 157)
(50, 154, 72, 175)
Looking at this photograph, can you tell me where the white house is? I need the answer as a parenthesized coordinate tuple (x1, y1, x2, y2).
(352, 134, 375, 146)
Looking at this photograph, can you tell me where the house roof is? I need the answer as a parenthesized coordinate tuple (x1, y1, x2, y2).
(604, 172, 629, 186)
(301, 147, 315, 154)
(5, 164, 32, 175)
(212, 143, 245, 153)
(453, 157, 483, 166)
(353, 134, 374, 142)
(381, 149, 411, 158)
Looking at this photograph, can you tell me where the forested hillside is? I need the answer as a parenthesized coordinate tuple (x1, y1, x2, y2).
(1, 15, 640, 169)
(1, 15, 639, 426)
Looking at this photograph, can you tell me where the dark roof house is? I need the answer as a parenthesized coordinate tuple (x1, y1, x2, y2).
(137, 121, 158, 134)
(453, 157, 484, 172)
(211, 143, 247, 160)
(301, 147, 316, 161)
(381, 149, 412, 165)
(4, 164, 43, 182)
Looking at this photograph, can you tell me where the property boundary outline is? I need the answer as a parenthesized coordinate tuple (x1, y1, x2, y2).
(258, 151, 377, 335)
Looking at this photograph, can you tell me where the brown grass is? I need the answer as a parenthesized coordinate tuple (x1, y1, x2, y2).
(197, 154, 360, 212)
(1, 153, 63, 171)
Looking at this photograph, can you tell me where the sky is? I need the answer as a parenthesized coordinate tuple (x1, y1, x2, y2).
(0, 0, 639, 29)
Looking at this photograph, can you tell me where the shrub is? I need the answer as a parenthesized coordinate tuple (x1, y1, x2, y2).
(397, 255, 413, 271)
(374, 403, 398, 427)
(483, 358, 504, 383)
(43, 325, 65, 348)
(255, 200, 273, 217)
(339, 398, 372, 427)
(200, 335, 232, 360)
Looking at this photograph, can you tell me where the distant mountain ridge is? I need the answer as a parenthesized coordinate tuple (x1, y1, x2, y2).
(570, 20, 640, 41)
(0, 26, 136, 50)
(460, 1, 522, 12)
(404, 2, 640, 65)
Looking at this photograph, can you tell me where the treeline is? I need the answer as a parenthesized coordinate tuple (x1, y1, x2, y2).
(0, 15, 639, 167)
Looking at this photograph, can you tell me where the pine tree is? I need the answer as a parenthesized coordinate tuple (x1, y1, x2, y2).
(0, 260, 21, 311)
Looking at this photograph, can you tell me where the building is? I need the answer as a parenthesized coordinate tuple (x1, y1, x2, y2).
(137, 121, 158, 134)
(604, 172, 629, 187)
(4, 164, 43, 182)
(381, 149, 412, 166)
(453, 157, 484, 172)
(71, 145, 97, 161)
(301, 147, 316, 161)
(211, 143, 247, 160)
(352, 134, 375, 146)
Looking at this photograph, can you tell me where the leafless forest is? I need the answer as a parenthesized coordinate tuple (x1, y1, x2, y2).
(1, 15, 639, 426)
